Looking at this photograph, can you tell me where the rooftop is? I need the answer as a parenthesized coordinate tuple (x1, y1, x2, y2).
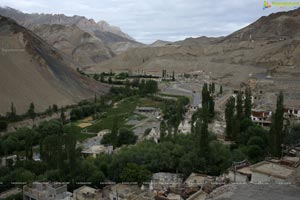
(184, 173, 213, 187)
(81, 145, 113, 155)
(250, 161, 294, 179)
(73, 186, 102, 199)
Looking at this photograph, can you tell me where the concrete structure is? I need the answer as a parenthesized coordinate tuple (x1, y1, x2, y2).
(178, 120, 191, 134)
(184, 173, 214, 187)
(104, 184, 154, 200)
(167, 193, 183, 200)
(284, 108, 300, 119)
(251, 110, 272, 128)
(151, 173, 183, 192)
(81, 145, 113, 158)
(146, 127, 160, 143)
(23, 182, 71, 200)
(250, 161, 294, 184)
(228, 167, 252, 183)
(73, 186, 102, 200)
(0, 155, 17, 167)
(280, 156, 300, 168)
(97, 129, 111, 139)
(228, 160, 252, 183)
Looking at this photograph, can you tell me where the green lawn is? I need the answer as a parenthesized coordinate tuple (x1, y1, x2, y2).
(85, 95, 165, 133)
(158, 92, 192, 103)
(138, 97, 164, 108)
(86, 96, 140, 133)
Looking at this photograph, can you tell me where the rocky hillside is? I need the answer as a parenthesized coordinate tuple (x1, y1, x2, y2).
(32, 24, 114, 67)
(0, 15, 109, 114)
(224, 8, 300, 42)
(0, 7, 144, 61)
(0, 7, 133, 40)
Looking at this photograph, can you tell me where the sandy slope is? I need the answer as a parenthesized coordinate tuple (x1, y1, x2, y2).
(0, 16, 109, 114)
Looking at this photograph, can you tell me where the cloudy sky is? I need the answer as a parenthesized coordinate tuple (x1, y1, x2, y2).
(0, 0, 298, 43)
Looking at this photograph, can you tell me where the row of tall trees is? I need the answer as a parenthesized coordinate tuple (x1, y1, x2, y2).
(160, 97, 189, 136)
(225, 88, 288, 158)
(202, 83, 215, 118)
(102, 118, 137, 148)
(1, 102, 60, 127)
(225, 87, 252, 141)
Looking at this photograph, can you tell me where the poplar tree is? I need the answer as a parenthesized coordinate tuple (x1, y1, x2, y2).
(225, 97, 235, 140)
(202, 83, 209, 108)
(236, 91, 243, 119)
(212, 82, 215, 94)
(269, 92, 284, 157)
(244, 87, 252, 119)
(27, 102, 36, 121)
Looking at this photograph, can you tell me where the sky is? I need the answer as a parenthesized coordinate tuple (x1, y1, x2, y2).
(0, 0, 298, 43)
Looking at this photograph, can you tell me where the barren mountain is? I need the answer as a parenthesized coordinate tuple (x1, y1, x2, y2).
(89, 8, 300, 87)
(0, 7, 132, 40)
(224, 8, 300, 42)
(0, 15, 109, 114)
(32, 24, 114, 67)
(0, 7, 144, 55)
(150, 40, 173, 47)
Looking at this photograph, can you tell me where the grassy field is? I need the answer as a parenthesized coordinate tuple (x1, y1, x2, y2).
(64, 124, 96, 142)
(86, 96, 139, 133)
(85, 95, 165, 133)
(158, 92, 192, 103)
(138, 97, 164, 108)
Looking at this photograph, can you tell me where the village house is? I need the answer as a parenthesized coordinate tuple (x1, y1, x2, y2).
(250, 160, 295, 184)
(178, 120, 191, 134)
(151, 173, 183, 193)
(146, 127, 161, 143)
(97, 129, 111, 139)
(81, 145, 113, 158)
(251, 107, 300, 128)
(0, 155, 17, 167)
(23, 182, 72, 200)
(284, 107, 300, 119)
(103, 183, 154, 200)
(184, 173, 214, 187)
(251, 110, 272, 128)
(72, 186, 103, 200)
(280, 156, 300, 168)
(228, 160, 252, 183)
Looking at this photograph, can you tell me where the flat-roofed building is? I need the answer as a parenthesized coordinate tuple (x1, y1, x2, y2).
(73, 186, 103, 200)
(250, 161, 294, 184)
(23, 182, 72, 200)
(104, 184, 154, 200)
